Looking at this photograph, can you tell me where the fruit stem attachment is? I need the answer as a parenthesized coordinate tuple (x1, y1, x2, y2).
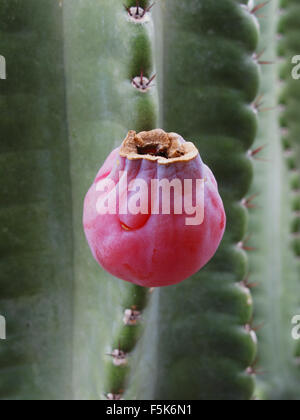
(119, 129, 199, 165)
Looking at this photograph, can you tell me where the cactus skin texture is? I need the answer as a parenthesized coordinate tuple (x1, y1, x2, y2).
(279, 0, 300, 260)
(247, 0, 300, 400)
(278, 0, 300, 383)
(0, 0, 158, 399)
(63, 0, 159, 399)
(148, 0, 260, 400)
(0, 0, 259, 400)
(0, 0, 74, 399)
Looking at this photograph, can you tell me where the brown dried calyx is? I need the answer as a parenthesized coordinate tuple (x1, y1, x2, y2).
(119, 129, 199, 165)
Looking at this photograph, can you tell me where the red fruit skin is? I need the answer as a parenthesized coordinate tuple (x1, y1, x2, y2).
(83, 136, 226, 288)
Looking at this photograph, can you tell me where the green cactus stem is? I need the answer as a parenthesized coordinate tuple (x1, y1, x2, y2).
(144, 0, 260, 400)
(277, 0, 300, 376)
(247, 0, 300, 400)
(278, 0, 300, 260)
(0, 0, 158, 399)
(62, 0, 158, 399)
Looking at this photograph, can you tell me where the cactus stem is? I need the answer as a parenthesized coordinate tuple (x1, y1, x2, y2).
(251, 1, 271, 15)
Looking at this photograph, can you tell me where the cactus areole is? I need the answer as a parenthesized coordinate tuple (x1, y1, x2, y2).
(83, 129, 226, 287)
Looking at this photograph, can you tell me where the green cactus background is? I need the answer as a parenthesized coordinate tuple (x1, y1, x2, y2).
(0, 0, 300, 400)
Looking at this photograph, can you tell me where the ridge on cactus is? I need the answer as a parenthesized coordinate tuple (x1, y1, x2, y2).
(83, 129, 226, 287)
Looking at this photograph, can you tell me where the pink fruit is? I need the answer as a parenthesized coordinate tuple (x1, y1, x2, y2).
(83, 129, 226, 287)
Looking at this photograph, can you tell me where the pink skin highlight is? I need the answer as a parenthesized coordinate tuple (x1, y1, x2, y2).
(83, 131, 226, 288)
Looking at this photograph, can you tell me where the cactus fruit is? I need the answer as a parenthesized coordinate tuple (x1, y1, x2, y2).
(1, 0, 300, 401)
(83, 129, 226, 287)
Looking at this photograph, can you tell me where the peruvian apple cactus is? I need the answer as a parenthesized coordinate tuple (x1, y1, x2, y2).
(83, 129, 226, 287)
(1, 0, 300, 402)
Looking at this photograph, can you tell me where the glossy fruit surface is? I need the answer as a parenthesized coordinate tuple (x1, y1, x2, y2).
(83, 129, 226, 287)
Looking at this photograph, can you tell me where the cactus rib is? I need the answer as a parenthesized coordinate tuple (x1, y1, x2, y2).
(63, 0, 159, 399)
(248, 0, 300, 400)
(278, 0, 300, 370)
(148, 0, 260, 400)
(0, 0, 158, 399)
